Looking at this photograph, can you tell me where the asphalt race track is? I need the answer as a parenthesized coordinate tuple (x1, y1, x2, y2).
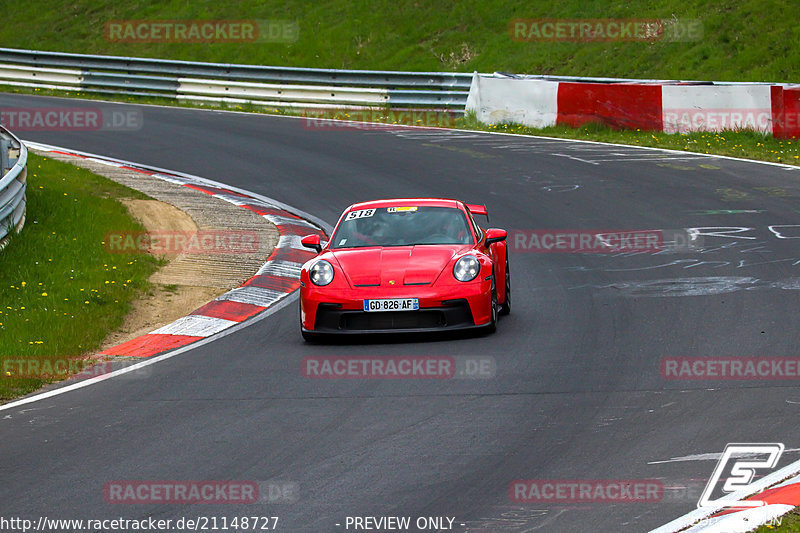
(2, 93, 800, 532)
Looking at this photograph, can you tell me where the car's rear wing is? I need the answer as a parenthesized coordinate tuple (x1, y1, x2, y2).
(466, 203, 489, 221)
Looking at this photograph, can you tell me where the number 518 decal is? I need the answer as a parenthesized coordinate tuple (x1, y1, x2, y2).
(345, 209, 376, 221)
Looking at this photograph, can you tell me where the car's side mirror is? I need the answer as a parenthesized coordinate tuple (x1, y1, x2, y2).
(484, 228, 507, 246)
(301, 234, 322, 253)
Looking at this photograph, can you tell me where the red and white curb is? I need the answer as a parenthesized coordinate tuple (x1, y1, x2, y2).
(652, 469, 800, 533)
(25, 141, 330, 358)
(685, 478, 800, 533)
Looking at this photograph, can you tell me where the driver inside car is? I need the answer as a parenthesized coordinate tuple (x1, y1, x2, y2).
(424, 211, 469, 244)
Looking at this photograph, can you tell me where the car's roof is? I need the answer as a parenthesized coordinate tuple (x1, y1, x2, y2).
(346, 198, 464, 211)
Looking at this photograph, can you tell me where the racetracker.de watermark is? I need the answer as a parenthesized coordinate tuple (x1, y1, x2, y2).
(511, 229, 701, 253)
(104, 19, 298, 43)
(511, 229, 663, 253)
(105, 230, 260, 255)
(301, 109, 457, 130)
(663, 108, 785, 134)
(105, 481, 257, 504)
(0, 108, 142, 132)
(661, 357, 800, 380)
(509, 480, 664, 503)
(302, 355, 495, 379)
(2, 358, 151, 380)
(104, 480, 298, 504)
(509, 18, 703, 42)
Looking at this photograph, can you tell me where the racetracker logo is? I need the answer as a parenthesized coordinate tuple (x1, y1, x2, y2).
(661, 357, 800, 380)
(663, 108, 780, 134)
(0, 108, 143, 132)
(105, 230, 260, 255)
(104, 20, 298, 43)
(301, 356, 495, 379)
(511, 229, 663, 253)
(104, 481, 259, 504)
(698, 443, 784, 509)
(1, 358, 151, 380)
(301, 110, 457, 130)
(509, 480, 663, 503)
(509, 18, 702, 42)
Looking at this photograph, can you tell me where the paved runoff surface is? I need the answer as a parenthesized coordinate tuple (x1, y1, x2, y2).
(1, 94, 800, 533)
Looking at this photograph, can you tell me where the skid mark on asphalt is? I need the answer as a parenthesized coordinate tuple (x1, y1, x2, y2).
(688, 209, 764, 215)
(540, 184, 580, 192)
(551, 225, 800, 281)
(569, 276, 800, 296)
(461, 506, 557, 532)
(421, 142, 499, 159)
(569, 276, 761, 297)
(649, 448, 800, 465)
(380, 129, 719, 164)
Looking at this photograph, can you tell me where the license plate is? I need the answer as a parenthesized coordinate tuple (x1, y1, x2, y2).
(363, 298, 419, 312)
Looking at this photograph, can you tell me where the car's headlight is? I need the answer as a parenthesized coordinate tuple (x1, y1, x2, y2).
(453, 255, 480, 282)
(309, 260, 334, 286)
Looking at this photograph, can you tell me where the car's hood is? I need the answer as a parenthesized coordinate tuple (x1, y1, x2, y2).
(328, 245, 472, 287)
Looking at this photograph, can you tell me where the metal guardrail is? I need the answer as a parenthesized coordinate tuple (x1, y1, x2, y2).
(490, 71, 790, 86)
(0, 48, 473, 110)
(0, 126, 27, 247)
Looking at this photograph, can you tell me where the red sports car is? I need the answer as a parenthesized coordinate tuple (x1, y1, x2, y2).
(299, 198, 510, 340)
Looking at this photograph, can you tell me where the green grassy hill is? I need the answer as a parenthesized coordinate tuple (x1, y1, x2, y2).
(1, 0, 797, 82)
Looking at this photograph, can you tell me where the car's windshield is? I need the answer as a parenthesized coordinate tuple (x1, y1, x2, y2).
(330, 206, 474, 248)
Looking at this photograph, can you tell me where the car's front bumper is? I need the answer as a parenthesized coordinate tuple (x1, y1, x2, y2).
(300, 282, 492, 334)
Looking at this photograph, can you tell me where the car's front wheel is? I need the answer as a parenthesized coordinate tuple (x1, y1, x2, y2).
(499, 253, 511, 316)
(486, 272, 498, 334)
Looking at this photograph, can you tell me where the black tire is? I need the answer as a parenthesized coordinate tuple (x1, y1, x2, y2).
(486, 272, 498, 334)
(499, 253, 511, 316)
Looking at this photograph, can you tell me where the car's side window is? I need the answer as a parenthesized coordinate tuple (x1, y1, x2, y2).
(468, 211, 482, 242)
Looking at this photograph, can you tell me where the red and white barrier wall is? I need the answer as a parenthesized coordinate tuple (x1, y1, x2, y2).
(466, 73, 800, 138)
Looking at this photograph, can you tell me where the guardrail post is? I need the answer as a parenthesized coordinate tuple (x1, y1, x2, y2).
(0, 139, 9, 173)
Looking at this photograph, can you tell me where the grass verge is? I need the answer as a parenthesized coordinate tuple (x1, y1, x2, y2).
(0, 152, 162, 401)
(0, 0, 798, 82)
